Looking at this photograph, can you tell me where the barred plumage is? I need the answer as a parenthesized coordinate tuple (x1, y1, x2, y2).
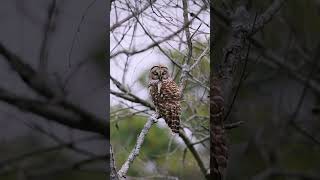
(148, 65, 181, 133)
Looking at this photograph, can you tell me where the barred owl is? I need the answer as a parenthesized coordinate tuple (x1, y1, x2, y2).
(148, 64, 181, 133)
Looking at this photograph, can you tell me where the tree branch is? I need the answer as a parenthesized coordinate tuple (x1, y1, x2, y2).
(111, 4, 206, 59)
(0, 87, 107, 136)
(110, 145, 120, 180)
(0, 41, 108, 136)
(117, 115, 158, 179)
(179, 130, 209, 178)
(110, 0, 156, 32)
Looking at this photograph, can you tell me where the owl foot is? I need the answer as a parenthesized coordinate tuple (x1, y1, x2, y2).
(151, 113, 160, 123)
(170, 130, 180, 136)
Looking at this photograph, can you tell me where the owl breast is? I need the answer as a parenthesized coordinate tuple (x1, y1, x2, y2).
(149, 79, 181, 133)
(149, 80, 180, 104)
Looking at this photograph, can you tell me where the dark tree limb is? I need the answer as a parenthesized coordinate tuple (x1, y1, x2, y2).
(0, 41, 109, 136)
(210, 1, 286, 179)
(0, 87, 107, 136)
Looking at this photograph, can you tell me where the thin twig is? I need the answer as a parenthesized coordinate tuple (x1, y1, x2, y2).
(0, 87, 107, 136)
(39, 0, 57, 79)
(111, 4, 206, 59)
(110, 0, 156, 31)
(190, 135, 209, 146)
(68, 0, 97, 67)
(189, 46, 209, 71)
(287, 44, 320, 145)
(179, 130, 209, 179)
(224, 121, 244, 130)
(224, 13, 257, 121)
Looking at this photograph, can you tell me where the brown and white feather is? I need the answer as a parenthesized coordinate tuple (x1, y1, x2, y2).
(148, 65, 181, 133)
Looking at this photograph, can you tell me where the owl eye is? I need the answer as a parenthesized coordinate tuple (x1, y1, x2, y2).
(162, 71, 167, 75)
(152, 71, 158, 75)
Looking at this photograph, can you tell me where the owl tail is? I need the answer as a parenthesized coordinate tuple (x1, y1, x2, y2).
(168, 118, 180, 133)
(165, 105, 180, 134)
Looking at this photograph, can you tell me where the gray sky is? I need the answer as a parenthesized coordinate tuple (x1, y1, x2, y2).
(110, 0, 209, 106)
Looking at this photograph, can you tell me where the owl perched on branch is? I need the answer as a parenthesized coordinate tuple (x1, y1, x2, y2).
(148, 64, 181, 133)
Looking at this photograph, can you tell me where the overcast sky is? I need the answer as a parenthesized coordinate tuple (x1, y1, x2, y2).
(110, 0, 209, 106)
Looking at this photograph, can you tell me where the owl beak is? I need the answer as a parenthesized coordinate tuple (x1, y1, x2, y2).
(157, 82, 162, 94)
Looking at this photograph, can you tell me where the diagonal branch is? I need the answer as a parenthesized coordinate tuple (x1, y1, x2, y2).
(0, 87, 107, 136)
(0, 136, 100, 170)
(110, 76, 155, 109)
(39, 0, 57, 78)
(179, 130, 209, 179)
(110, 145, 120, 180)
(249, 0, 286, 36)
(110, 0, 156, 32)
(117, 115, 158, 179)
(0, 41, 109, 136)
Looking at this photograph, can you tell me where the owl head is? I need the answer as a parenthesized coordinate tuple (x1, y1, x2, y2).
(149, 64, 170, 81)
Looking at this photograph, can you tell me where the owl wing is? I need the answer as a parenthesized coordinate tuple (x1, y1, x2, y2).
(161, 80, 181, 101)
(163, 102, 181, 133)
(160, 80, 181, 133)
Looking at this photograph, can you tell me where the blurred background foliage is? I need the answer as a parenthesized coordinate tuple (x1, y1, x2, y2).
(214, 0, 320, 179)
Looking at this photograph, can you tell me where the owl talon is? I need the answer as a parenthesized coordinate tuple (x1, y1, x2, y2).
(151, 113, 160, 121)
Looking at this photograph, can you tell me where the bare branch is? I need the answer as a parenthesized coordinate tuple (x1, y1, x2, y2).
(68, 0, 97, 67)
(39, 0, 57, 78)
(0, 41, 108, 136)
(182, 0, 192, 64)
(110, 75, 155, 109)
(190, 135, 209, 146)
(250, 38, 320, 95)
(0, 87, 107, 136)
(189, 46, 209, 71)
(110, 0, 156, 32)
(0, 136, 100, 170)
(179, 130, 209, 179)
(117, 115, 158, 179)
(224, 121, 244, 130)
(250, 0, 286, 36)
(26, 155, 107, 178)
(110, 145, 120, 180)
(111, 4, 206, 59)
